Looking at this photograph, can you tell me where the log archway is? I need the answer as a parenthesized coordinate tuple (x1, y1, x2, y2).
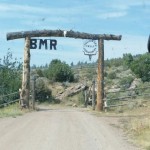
(7, 30, 122, 111)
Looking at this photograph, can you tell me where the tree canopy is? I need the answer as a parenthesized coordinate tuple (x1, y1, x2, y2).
(130, 53, 150, 82)
(44, 59, 74, 82)
(0, 52, 22, 95)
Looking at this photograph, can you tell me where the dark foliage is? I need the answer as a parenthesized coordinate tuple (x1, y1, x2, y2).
(0, 52, 22, 95)
(130, 53, 150, 82)
(0, 52, 22, 105)
(35, 78, 52, 102)
(44, 59, 74, 82)
(123, 53, 133, 67)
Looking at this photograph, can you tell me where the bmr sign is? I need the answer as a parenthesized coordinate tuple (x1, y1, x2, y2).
(30, 39, 57, 50)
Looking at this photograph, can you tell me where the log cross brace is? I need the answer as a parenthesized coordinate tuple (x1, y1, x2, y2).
(6, 29, 122, 111)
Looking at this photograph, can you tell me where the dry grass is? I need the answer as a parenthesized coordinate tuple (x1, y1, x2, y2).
(125, 115, 150, 149)
(118, 102, 150, 150)
(130, 117, 150, 134)
(0, 103, 24, 118)
(91, 100, 150, 149)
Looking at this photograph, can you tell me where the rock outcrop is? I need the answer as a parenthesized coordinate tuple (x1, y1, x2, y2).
(55, 84, 86, 100)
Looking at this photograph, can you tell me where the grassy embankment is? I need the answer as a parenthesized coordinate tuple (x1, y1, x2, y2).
(123, 104, 150, 150)
(0, 103, 24, 118)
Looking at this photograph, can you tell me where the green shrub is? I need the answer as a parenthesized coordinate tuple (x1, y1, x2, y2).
(130, 53, 150, 82)
(119, 76, 134, 89)
(85, 67, 97, 80)
(138, 82, 150, 94)
(107, 71, 117, 79)
(78, 91, 85, 104)
(35, 78, 52, 102)
(105, 79, 113, 86)
(105, 58, 123, 67)
(115, 68, 121, 73)
(104, 71, 108, 77)
(123, 53, 133, 67)
(0, 52, 22, 95)
(106, 92, 120, 105)
(36, 69, 44, 77)
(44, 59, 74, 82)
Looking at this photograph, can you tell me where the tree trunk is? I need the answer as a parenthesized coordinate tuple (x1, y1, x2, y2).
(31, 76, 35, 110)
(84, 90, 88, 107)
(20, 37, 30, 108)
(96, 39, 104, 111)
(92, 80, 95, 110)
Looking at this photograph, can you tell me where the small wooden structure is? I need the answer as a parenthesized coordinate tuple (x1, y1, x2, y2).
(7, 29, 122, 111)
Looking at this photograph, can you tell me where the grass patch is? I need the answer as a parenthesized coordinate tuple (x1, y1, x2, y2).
(135, 130, 150, 149)
(91, 101, 150, 149)
(0, 103, 23, 118)
(126, 117, 150, 149)
(130, 118, 150, 134)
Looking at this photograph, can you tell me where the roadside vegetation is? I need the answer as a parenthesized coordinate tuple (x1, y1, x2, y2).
(127, 116, 150, 149)
(118, 103, 150, 150)
(0, 51, 22, 106)
(0, 103, 23, 118)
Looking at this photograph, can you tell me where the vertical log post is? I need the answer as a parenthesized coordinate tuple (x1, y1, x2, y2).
(20, 37, 30, 108)
(84, 90, 88, 107)
(96, 39, 104, 111)
(84, 80, 88, 107)
(92, 80, 95, 110)
(32, 76, 35, 110)
(31, 76, 35, 110)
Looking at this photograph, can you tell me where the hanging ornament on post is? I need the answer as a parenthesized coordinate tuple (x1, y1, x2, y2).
(83, 39, 98, 61)
(83, 51, 98, 61)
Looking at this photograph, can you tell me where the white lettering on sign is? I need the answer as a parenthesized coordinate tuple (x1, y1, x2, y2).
(30, 39, 57, 50)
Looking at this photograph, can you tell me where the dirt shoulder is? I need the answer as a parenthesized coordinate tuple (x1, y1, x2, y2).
(90, 106, 150, 150)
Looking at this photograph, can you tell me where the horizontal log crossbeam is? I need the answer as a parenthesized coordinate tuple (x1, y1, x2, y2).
(7, 30, 122, 41)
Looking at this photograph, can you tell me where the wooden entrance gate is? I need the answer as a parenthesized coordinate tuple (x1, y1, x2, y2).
(7, 30, 122, 111)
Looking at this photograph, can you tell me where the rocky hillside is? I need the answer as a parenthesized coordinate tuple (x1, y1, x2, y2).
(32, 53, 150, 105)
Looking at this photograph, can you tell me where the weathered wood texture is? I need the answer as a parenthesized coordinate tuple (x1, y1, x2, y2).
(7, 30, 122, 41)
(92, 80, 95, 110)
(84, 90, 88, 107)
(20, 37, 30, 108)
(31, 77, 35, 110)
(148, 35, 150, 53)
(96, 39, 104, 111)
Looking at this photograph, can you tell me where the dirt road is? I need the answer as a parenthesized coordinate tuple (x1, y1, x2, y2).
(0, 107, 139, 150)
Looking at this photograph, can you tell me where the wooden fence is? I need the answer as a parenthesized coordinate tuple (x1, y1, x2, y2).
(104, 86, 150, 110)
(0, 77, 36, 109)
(0, 92, 19, 107)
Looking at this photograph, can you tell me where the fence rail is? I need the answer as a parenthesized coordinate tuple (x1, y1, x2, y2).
(0, 99, 20, 107)
(106, 93, 150, 101)
(104, 85, 150, 109)
(0, 92, 19, 99)
(0, 92, 19, 107)
(106, 86, 150, 94)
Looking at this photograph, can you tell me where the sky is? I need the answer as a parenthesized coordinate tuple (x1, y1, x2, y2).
(0, 0, 150, 66)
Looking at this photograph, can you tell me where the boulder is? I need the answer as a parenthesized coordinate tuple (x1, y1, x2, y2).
(55, 84, 86, 100)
